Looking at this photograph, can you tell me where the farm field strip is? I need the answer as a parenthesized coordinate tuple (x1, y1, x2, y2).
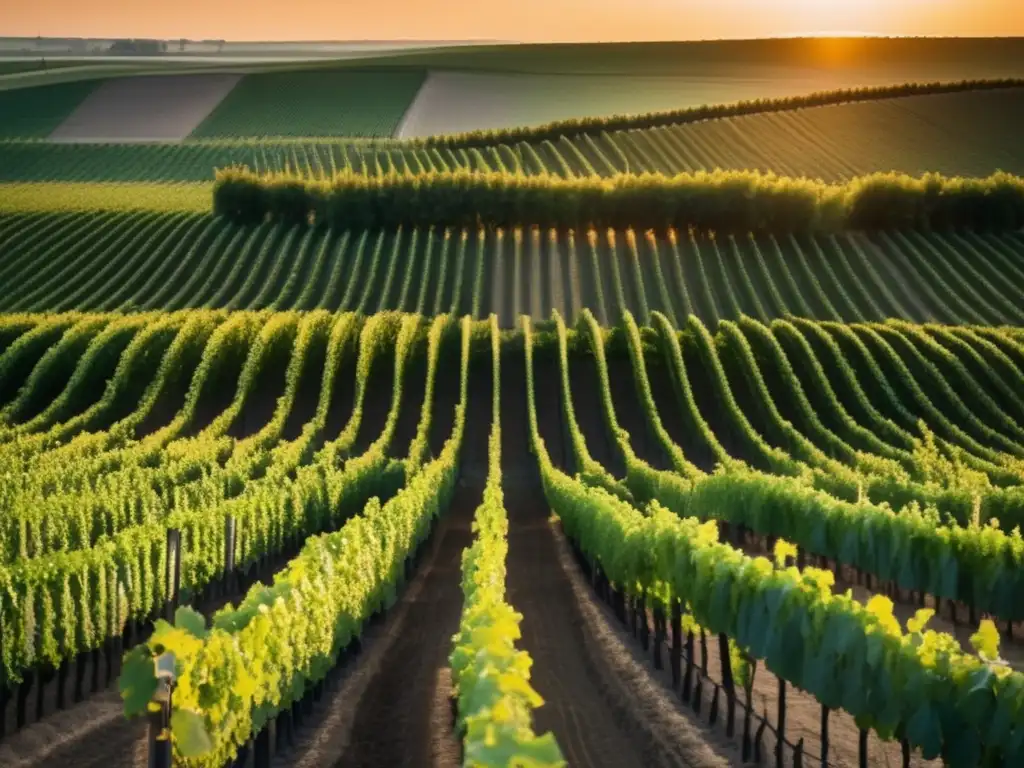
(48, 74, 243, 142)
(1, 213, 1023, 325)
(1, 87, 1022, 182)
(568, 312, 1024, 611)
(188, 69, 428, 139)
(117, 316, 473, 766)
(0, 309, 1021, 764)
(522, 313, 1024, 767)
(2, 312, 1023, 579)
(0, 311, 450, 700)
(0, 80, 102, 139)
(392, 69, 906, 139)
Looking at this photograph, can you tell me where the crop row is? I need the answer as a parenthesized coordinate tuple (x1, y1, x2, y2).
(0, 308, 1022, 761)
(0, 311, 455, 695)
(119, 315, 472, 765)
(547, 310, 1024, 619)
(2, 311, 1023, 508)
(2, 85, 1021, 184)
(1, 310, 1022, 589)
(521, 314, 1024, 765)
(2, 211, 1023, 326)
(449, 315, 564, 766)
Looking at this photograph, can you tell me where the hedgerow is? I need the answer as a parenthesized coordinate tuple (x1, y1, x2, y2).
(213, 166, 1024, 235)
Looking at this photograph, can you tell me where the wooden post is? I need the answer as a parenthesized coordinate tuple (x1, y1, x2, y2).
(682, 629, 695, 702)
(166, 529, 182, 620)
(901, 738, 910, 768)
(776, 676, 786, 768)
(652, 606, 665, 670)
(16, 671, 33, 729)
(148, 691, 172, 768)
(224, 516, 237, 592)
(639, 593, 650, 652)
(670, 601, 682, 688)
(74, 651, 87, 703)
(718, 633, 736, 737)
(858, 729, 869, 768)
(0, 628, 7, 739)
(742, 684, 753, 761)
(90, 647, 101, 693)
(754, 714, 768, 764)
(36, 664, 54, 721)
(820, 704, 829, 768)
(793, 738, 804, 768)
(56, 659, 70, 709)
(255, 725, 272, 768)
(700, 630, 709, 675)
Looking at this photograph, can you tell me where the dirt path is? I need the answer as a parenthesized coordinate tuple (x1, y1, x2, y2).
(504, 354, 730, 767)
(0, 689, 145, 768)
(331, 482, 470, 768)
(330, 352, 492, 767)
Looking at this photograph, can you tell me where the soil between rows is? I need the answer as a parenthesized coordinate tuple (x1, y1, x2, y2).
(504, 354, 654, 766)
(332, 347, 493, 767)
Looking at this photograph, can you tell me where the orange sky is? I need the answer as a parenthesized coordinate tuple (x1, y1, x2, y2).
(3, 0, 1022, 42)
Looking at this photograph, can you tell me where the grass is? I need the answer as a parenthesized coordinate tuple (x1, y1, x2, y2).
(0, 60, 92, 76)
(0, 182, 211, 212)
(0, 80, 101, 138)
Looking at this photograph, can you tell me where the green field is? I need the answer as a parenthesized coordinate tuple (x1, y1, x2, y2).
(1, 208, 1022, 328)
(2, 36, 1024, 768)
(1, 87, 1020, 182)
(0, 79, 101, 138)
(0, 60, 92, 76)
(189, 69, 427, 138)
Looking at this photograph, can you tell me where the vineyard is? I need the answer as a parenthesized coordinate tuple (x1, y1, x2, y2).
(1, 86, 1023, 183)
(1, 203, 1024, 327)
(2, 43, 1024, 768)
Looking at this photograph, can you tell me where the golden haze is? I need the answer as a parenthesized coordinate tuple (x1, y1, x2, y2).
(3, 0, 1023, 41)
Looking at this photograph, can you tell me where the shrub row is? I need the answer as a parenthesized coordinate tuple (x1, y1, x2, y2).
(213, 166, 1024, 235)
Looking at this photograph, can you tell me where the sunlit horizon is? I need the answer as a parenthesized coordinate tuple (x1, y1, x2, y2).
(3, 0, 1023, 43)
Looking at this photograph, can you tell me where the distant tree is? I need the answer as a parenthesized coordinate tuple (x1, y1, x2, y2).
(217, 40, 225, 53)
(108, 38, 164, 55)
(179, 38, 187, 52)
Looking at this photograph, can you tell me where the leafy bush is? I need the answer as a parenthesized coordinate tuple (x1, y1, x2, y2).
(213, 166, 1024, 236)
